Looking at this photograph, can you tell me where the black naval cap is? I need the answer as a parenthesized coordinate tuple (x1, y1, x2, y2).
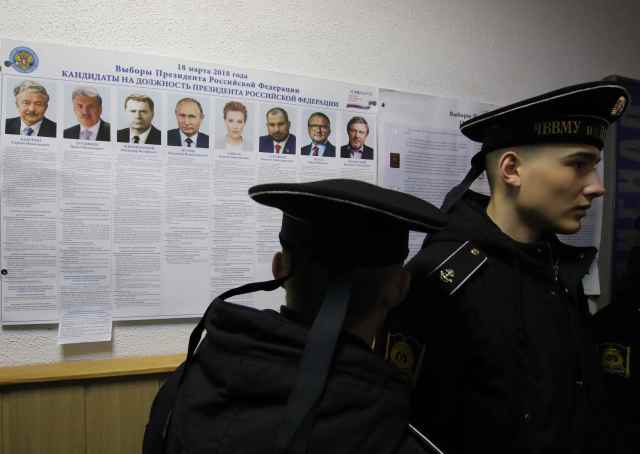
(442, 80, 631, 211)
(464, 80, 630, 165)
(249, 178, 446, 267)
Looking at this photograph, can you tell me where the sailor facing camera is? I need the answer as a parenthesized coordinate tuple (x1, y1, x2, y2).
(143, 179, 447, 454)
(387, 80, 631, 454)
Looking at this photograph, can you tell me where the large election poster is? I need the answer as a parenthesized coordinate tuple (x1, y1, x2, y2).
(0, 39, 379, 333)
(2, 41, 614, 343)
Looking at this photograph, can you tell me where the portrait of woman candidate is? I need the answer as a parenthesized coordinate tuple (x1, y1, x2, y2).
(215, 100, 252, 151)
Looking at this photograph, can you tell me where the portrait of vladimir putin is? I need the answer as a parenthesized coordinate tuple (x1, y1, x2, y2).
(167, 97, 209, 148)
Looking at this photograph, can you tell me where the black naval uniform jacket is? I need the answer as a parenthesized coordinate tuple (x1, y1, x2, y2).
(395, 191, 617, 454)
(143, 300, 431, 454)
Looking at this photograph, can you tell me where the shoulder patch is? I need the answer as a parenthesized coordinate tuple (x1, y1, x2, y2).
(384, 332, 425, 385)
(410, 240, 487, 296)
(599, 342, 631, 378)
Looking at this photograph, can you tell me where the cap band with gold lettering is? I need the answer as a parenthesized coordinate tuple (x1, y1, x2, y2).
(463, 81, 630, 156)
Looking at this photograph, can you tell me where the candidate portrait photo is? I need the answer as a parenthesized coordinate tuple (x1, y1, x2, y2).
(301, 111, 336, 157)
(5, 79, 57, 138)
(340, 116, 374, 160)
(167, 96, 209, 149)
(63, 86, 111, 141)
(214, 100, 253, 151)
(117, 93, 161, 145)
(258, 107, 296, 154)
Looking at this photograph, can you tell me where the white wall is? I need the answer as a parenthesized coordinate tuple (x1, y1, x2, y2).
(1, 0, 640, 367)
